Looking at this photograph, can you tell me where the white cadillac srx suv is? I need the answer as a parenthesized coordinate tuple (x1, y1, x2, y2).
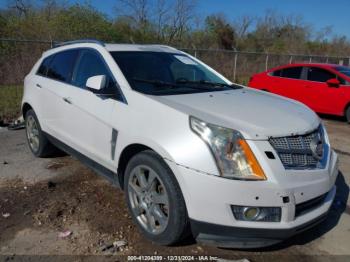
(22, 40, 339, 248)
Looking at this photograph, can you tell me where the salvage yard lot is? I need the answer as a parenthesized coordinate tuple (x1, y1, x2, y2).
(0, 119, 349, 261)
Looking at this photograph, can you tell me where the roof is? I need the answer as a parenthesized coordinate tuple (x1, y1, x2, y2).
(289, 63, 342, 68)
(44, 41, 183, 57)
(267, 62, 346, 72)
(104, 43, 182, 53)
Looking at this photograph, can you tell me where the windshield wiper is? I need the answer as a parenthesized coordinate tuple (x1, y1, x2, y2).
(176, 79, 242, 89)
(133, 78, 214, 91)
(133, 78, 178, 88)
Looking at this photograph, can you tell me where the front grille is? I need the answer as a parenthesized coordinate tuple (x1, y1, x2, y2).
(295, 193, 328, 218)
(278, 153, 318, 167)
(269, 126, 327, 169)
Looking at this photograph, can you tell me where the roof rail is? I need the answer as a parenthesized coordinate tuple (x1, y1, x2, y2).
(52, 39, 105, 48)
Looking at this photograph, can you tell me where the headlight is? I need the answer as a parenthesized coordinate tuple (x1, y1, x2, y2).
(190, 116, 266, 180)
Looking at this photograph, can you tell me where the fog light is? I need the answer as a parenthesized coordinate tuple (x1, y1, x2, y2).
(243, 207, 260, 221)
(231, 205, 281, 222)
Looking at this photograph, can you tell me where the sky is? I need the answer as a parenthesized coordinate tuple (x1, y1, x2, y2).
(198, 0, 349, 36)
(1, 0, 350, 38)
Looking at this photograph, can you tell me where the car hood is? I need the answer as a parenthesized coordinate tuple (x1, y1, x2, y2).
(150, 88, 320, 140)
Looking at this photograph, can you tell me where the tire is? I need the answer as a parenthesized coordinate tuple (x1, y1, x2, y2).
(346, 106, 350, 124)
(25, 109, 57, 157)
(124, 150, 190, 245)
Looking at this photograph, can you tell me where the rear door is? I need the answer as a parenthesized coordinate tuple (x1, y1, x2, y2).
(38, 49, 80, 142)
(268, 66, 306, 102)
(31, 55, 54, 131)
(60, 49, 123, 170)
(304, 66, 343, 114)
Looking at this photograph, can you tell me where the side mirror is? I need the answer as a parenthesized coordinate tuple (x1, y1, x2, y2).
(326, 78, 340, 87)
(86, 75, 106, 91)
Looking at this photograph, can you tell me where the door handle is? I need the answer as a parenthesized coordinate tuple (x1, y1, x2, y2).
(63, 97, 72, 104)
(36, 83, 42, 88)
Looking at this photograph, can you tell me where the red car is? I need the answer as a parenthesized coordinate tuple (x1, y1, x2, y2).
(248, 63, 350, 123)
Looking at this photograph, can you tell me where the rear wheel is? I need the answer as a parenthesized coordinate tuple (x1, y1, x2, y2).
(25, 109, 57, 157)
(124, 150, 190, 245)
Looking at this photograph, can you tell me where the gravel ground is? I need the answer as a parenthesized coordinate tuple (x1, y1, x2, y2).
(0, 118, 349, 262)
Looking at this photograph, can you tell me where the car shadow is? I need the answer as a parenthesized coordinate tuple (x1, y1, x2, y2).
(248, 171, 349, 252)
(318, 113, 347, 123)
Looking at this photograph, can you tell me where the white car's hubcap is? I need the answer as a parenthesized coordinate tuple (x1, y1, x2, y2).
(128, 165, 169, 234)
(26, 115, 40, 152)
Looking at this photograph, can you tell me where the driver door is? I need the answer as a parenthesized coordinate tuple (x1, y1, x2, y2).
(61, 49, 122, 170)
(304, 66, 342, 114)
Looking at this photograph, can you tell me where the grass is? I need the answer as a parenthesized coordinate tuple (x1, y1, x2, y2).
(0, 85, 23, 122)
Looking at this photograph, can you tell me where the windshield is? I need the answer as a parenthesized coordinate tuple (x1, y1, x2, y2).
(334, 66, 350, 77)
(110, 51, 240, 95)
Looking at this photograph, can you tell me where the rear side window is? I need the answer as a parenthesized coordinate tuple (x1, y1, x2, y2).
(286, 67, 302, 79)
(37, 56, 53, 76)
(272, 67, 302, 79)
(306, 67, 336, 82)
(47, 50, 79, 83)
(72, 50, 115, 89)
(272, 69, 282, 76)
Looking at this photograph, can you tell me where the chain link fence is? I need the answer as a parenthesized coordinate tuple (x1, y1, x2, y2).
(1, 38, 350, 85)
(0, 38, 349, 120)
(0, 39, 53, 85)
(0, 39, 53, 120)
(184, 48, 350, 85)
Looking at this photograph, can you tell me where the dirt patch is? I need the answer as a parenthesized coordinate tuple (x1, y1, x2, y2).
(1, 123, 350, 259)
(0, 158, 333, 260)
(0, 166, 132, 255)
(45, 162, 65, 170)
(0, 162, 204, 256)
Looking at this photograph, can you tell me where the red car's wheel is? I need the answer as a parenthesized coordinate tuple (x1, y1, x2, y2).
(346, 106, 350, 124)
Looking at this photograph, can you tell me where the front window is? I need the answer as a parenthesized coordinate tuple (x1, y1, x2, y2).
(110, 51, 239, 95)
(72, 50, 115, 89)
(306, 67, 336, 82)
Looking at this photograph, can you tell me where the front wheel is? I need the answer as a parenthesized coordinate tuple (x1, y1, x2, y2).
(346, 106, 350, 124)
(124, 150, 190, 245)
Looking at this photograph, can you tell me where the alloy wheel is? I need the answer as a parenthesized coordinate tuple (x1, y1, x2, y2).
(26, 115, 40, 152)
(128, 165, 170, 235)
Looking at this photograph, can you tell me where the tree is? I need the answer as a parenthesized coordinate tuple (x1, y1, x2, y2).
(7, 0, 32, 18)
(247, 11, 311, 53)
(0, 1, 349, 56)
(164, 0, 196, 43)
(205, 14, 235, 49)
(114, 0, 196, 44)
(115, 0, 152, 38)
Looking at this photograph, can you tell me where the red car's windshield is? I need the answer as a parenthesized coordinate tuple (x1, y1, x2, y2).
(334, 66, 350, 78)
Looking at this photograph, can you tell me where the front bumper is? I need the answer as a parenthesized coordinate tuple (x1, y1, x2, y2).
(165, 149, 338, 248)
(191, 186, 335, 248)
